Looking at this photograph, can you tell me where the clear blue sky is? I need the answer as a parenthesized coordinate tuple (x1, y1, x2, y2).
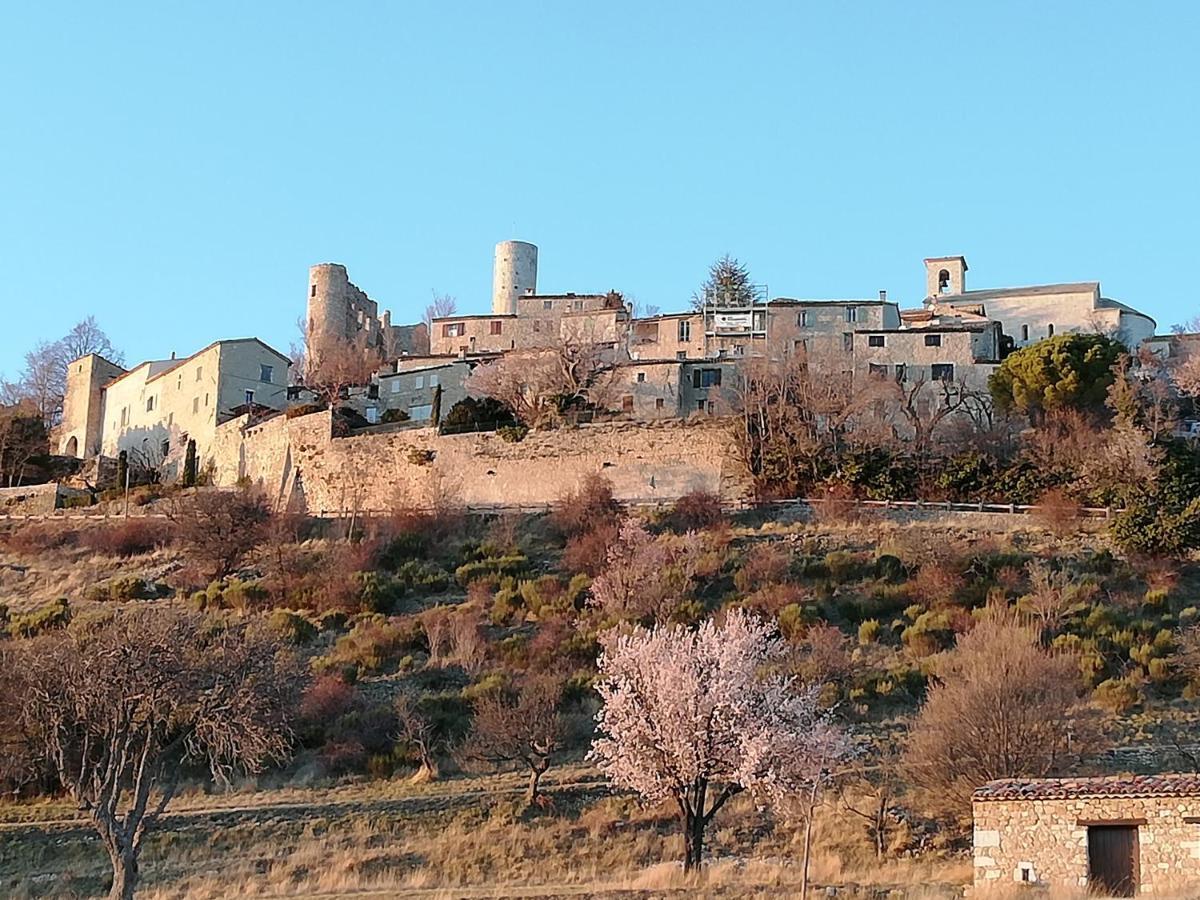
(2, 1, 1197, 371)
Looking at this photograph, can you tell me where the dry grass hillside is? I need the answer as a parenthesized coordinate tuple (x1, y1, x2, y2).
(1, 486, 1198, 899)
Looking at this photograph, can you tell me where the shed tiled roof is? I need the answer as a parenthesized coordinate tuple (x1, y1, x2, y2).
(973, 775, 1200, 802)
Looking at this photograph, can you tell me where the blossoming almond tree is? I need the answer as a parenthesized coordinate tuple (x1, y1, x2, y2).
(589, 608, 851, 873)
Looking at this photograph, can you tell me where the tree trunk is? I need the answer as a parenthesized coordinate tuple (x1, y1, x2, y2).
(525, 761, 547, 807)
(682, 808, 705, 872)
(107, 845, 138, 900)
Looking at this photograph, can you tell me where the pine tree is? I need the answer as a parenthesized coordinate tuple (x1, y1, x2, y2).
(694, 254, 756, 309)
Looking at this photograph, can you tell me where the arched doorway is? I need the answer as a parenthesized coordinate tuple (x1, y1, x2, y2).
(64, 436, 78, 457)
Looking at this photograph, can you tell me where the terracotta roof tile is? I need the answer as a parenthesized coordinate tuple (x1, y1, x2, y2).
(973, 774, 1200, 802)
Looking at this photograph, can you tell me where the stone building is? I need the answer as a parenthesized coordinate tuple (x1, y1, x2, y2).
(972, 775, 1200, 896)
(307, 263, 427, 361)
(923, 255, 1155, 349)
(853, 320, 1004, 392)
(58, 338, 290, 481)
(608, 359, 739, 419)
(375, 359, 470, 423)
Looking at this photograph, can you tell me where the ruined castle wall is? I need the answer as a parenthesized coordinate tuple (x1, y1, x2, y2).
(212, 411, 745, 511)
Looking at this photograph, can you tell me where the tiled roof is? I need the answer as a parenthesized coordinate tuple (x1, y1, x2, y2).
(973, 774, 1200, 802)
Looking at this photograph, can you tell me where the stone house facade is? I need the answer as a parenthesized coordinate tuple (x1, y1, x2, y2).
(973, 775, 1200, 896)
(608, 359, 739, 420)
(853, 321, 1003, 393)
(59, 338, 290, 481)
(375, 360, 470, 423)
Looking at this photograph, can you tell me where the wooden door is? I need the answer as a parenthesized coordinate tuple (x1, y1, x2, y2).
(1088, 825, 1139, 897)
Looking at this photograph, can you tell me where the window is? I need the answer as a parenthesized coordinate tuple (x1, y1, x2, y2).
(311, 284, 317, 298)
(676, 350, 687, 360)
(145, 396, 155, 412)
(894, 364, 907, 383)
(205, 393, 209, 407)
(636, 372, 646, 383)
(845, 307, 858, 323)
(532, 320, 541, 332)
(195, 366, 202, 381)
(177, 375, 182, 390)
(260, 364, 273, 383)
(869, 363, 888, 377)
(365, 408, 379, 425)
(693, 368, 722, 388)
(120, 407, 129, 427)
(868, 334, 885, 348)
(390, 379, 401, 393)
(414, 375, 425, 389)
(931, 363, 955, 382)
(245, 389, 255, 406)
(924, 333, 942, 347)
(442, 323, 464, 338)
(799, 310, 810, 327)
(938, 269, 951, 293)
(167, 413, 173, 426)
(574, 300, 583, 310)
(160, 439, 170, 457)
(193, 397, 199, 414)
(678, 319, 691, 342)
(490, 320, 503, 335)
(655, 398, 665, 409)
(697, 400, 706, 411)
(429, 374, 439, 387)
(543, 300, 553, 311)
(1021, 324, 1029, 342)
(409, 404, 432, 420)
(622, 395, 634, 412)
(794, 339, 809, 354)
(843, 333, 854, 352)
(1047, 323, 1055, 337)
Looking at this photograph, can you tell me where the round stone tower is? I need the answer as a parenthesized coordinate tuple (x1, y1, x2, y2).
(307, 263, 351, 353)
(491, 241, 538, 315)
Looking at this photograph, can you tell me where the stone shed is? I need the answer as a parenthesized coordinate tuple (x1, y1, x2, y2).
(972, 775, 1200, 896)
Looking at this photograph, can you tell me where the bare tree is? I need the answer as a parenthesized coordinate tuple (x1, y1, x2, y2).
(1016, 560, 1097, 643)
(467, 335, 620, 428)
(462, 675, 565, 806)
(590, 609, 852, 872)
(733, 354, 889, 496)
(169, 486, 273, 581)
(902, 606, 1102, 827)
(589, 518, 704, 624)
(393, 691, 458, 783)
(890, 375, 991, 457)
(0, 610, 301, 900)
(0, 401, 48, 486)
(5, 318, 124, 427)
(304, 338, 378, 407)
(423, 291, 458, 336)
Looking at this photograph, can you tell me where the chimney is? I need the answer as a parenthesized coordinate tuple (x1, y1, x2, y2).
(878, 290, 887, 302)
(170, 351, 176, 360)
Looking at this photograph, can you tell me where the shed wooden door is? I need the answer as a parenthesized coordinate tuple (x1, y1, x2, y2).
(1088, 825, 1139, 897)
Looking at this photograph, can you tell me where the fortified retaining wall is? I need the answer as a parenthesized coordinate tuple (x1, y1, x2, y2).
(210, 411, 748, 512)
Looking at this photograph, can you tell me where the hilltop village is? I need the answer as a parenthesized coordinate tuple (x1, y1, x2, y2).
(30, 241, 1193, 512)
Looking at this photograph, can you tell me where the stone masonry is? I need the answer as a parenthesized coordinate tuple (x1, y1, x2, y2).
(973, 775, 1200, 895)
(210, 409, 748, 512)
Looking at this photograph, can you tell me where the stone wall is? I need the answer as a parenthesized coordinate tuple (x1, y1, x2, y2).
(973, 795, 1200, 894)
(212, 410, 748, 512)
(0, 483, 91, 515)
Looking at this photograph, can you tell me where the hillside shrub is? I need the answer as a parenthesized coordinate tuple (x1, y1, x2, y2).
(286, 403, 327, 419)
(7, 598, 71, 638)
(561, 521, 619, 576)
(380, 408, 410, 424)
(267, 609, 318, 645)
(549, 474, 620, 539)
(454, 555, 528, 588)
(497, 424, 528, 443)
(1093, 677, 1141, 714)
(666, 491, 725, 532)
(79, 519, 172, 557)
